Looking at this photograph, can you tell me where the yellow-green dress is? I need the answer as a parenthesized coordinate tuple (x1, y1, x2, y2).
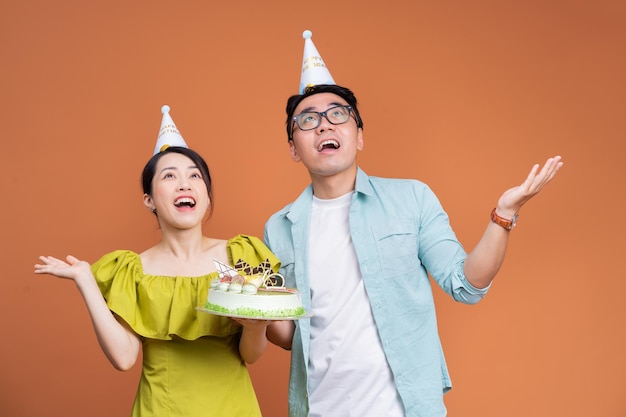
(91, 234, 279, 417)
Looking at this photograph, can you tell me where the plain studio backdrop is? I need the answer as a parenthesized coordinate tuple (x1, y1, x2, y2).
(1, 1, 624, 416)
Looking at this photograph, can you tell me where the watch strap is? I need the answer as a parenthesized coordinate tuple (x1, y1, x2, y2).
(490, 208, 518, 230)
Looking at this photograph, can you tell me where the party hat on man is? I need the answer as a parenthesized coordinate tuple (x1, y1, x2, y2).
(299, 30, 335, 94)
(153, 105, 188, 155)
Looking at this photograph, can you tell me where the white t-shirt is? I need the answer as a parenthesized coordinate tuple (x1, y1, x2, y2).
(308, 192, 405, 417)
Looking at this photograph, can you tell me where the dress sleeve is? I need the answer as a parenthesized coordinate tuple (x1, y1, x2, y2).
(92, 250, 143, 321)
(227, 234, 282, 273)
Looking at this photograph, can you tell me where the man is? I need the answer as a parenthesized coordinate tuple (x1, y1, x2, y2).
(265, 32, 563, 417)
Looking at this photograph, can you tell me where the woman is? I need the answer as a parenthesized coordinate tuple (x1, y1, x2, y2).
(35, 146, 281, 416)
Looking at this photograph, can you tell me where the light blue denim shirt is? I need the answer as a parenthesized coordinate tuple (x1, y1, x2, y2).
(264, 168, 490, 417)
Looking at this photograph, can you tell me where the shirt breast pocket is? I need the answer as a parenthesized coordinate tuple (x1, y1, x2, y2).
(372, 219, 420, 279)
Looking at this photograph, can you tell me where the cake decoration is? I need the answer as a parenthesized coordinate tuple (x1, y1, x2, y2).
(210, 259, 289, 295)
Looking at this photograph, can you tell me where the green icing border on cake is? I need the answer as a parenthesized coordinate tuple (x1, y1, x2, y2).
(205, 302, 305, 318)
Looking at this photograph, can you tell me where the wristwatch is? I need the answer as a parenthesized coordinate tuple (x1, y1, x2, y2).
(490, 208, 518, 230)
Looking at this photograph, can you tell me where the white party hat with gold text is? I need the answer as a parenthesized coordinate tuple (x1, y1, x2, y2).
(153, 105, 188, 155)
(299, 30, 335, 94)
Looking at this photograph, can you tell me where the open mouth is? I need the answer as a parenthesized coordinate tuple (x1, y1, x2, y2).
(174, 197, 196, 208)
(318, 139, 340, 152)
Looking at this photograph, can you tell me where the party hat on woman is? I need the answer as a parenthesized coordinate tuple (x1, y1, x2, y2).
(153, 105, 188, 155)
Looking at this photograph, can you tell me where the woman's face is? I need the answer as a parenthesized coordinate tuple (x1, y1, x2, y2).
(143, 152, 211, 229)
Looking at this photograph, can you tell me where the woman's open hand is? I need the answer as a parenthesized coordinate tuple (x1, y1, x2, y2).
(34, 255, 92, 283)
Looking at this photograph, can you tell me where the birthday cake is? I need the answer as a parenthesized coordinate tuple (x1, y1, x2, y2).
(203, 259, 306, 319)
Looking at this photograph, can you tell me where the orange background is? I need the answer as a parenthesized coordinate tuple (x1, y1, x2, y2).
(2, 1, 625, 416)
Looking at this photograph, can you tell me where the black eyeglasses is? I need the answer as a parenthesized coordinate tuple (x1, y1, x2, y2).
(292, 105, 353, 132)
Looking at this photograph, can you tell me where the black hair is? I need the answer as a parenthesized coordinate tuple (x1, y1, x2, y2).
(141, 146, 214, 217)
(285, 84, 364, 141)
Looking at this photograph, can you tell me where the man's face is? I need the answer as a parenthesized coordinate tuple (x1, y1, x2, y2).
(289, 92, 363, 180)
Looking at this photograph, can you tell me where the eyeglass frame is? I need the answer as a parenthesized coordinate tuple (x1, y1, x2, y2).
(290, 104, 355, 136)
